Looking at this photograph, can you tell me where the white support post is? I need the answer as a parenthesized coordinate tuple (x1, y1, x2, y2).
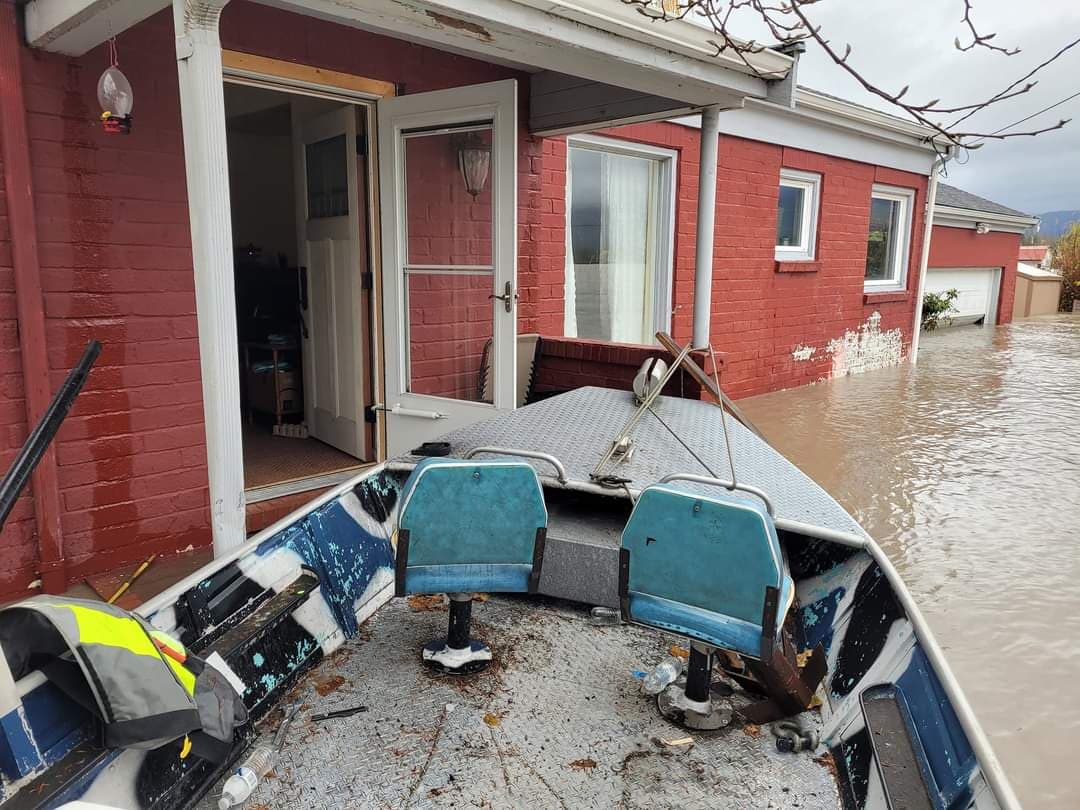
(692, 105, 722, 349)
(173, 0, 245, 554)
(909, 158, 942, 364)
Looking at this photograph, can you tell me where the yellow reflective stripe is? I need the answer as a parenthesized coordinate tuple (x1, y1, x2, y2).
(164, 655, 197, 696)
(67, 605, 160, 660)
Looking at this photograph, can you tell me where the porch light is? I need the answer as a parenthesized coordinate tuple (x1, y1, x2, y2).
(456, 133, 490, 197)
(975, 222, 991, 235)
(97, 39, 133, 134)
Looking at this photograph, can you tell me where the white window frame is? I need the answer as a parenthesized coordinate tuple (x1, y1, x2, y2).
(565, 133, 677, 340)
(865, 183, 915, 292)
(775, 168, 820, 261)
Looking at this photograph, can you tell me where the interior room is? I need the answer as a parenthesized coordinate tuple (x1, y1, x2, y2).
(224, 82, 374, 500)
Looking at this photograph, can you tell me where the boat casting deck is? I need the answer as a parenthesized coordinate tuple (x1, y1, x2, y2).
(199, 597, 840, 809)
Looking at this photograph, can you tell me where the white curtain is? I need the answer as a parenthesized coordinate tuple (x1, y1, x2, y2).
(602, 153, 653, 344)
(563, 161, 578, 337)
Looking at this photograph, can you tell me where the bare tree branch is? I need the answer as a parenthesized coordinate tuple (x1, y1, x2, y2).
(621, 0, 1079, 149)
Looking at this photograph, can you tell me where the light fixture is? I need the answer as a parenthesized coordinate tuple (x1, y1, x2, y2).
(455, 132, 491, 197)
(975, 222, 991, 235)
(97, 39, 133, 134)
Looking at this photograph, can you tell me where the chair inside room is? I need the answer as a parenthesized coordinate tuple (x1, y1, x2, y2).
(395, 458, 548, 674)
(619, 479, 826, 727)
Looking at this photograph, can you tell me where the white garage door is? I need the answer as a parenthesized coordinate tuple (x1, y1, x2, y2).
(925, 267, 1000, 326)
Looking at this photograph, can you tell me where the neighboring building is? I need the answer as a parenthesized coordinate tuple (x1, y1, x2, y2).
(1018, 244, 1053, 270)
(0, 0, 981, 597)
(926, 184, 1038, 327)
(1015, 244, 1063, 320)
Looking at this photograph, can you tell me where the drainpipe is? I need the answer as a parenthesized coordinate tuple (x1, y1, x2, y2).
(0, 0, 67, 593)
(909, 154, 945, 364)
(692, 105, 722, 349)
(173, 0, 246, 554)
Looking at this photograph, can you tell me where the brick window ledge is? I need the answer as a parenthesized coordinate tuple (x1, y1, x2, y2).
(863, 290, 911, 305)
(775, 260, 821, 274)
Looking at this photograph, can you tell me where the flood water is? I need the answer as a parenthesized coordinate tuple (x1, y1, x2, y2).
(739, 314, 1080, 809)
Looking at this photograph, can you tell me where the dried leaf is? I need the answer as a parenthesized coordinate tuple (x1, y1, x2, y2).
(483, 713, 501, 727)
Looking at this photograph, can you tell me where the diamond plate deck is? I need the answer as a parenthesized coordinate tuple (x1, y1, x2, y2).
(200, 598, 840, 809)
(399, 387, 867, 539)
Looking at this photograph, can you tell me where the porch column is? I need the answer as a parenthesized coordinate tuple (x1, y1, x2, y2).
(909, 158, 943, 364)
(692, 105, 722, 349)
(173, 0, 245, 554)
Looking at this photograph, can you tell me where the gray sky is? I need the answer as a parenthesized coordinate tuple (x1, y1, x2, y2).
(726, 0, 1080, 215)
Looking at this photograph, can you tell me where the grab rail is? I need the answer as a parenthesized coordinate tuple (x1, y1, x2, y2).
(658, 472, 774, 517)
(464, 446, 569, 484)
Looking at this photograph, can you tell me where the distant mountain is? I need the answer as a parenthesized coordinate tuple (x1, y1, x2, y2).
(1034, 210, 1080, 241)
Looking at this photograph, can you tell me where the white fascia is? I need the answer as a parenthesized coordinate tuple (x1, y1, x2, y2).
(932, 206, 1038, 235)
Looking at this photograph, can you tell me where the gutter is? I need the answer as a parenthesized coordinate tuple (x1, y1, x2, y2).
(0, 0, 67, 593)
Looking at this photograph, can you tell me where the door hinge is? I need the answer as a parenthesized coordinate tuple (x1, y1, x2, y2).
(361, 271, 373, 291)
(356, 134, 368, 156)
(364, 405, 378, 424)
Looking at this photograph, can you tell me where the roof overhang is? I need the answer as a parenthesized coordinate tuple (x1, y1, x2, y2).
(24, 0, 790, 129)
(933, 205, 1038, 235)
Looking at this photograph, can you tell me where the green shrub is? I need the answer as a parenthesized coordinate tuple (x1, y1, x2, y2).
(922, 288, 959, 331)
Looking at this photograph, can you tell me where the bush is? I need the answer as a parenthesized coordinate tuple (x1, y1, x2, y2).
(922, 288, 959, 331)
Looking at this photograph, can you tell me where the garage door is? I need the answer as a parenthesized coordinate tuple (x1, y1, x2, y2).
(925, 267, 1000, 326)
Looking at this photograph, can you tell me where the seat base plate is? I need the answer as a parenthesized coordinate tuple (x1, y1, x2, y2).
(422, 638, 492, 675)
(657, 679, 734, 731)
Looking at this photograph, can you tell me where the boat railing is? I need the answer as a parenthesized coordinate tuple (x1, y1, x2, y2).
(463, 446, 569, 483)
(658, 472, 775, 516)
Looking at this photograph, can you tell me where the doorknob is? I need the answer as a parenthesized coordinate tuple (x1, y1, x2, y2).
(489, 281, 517, 313)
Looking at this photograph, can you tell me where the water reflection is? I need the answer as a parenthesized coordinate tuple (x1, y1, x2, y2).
(740, 314, 1080, 810)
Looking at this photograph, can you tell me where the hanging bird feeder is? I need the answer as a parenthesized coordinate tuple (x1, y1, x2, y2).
(97, 39, 133, 134)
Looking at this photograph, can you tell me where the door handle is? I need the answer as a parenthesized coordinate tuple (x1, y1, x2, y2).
(488, 281, 517, 314)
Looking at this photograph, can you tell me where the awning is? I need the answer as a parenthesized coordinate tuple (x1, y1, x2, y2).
(23, 0, 792, 133)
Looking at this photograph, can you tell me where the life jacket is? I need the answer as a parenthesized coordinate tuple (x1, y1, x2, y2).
(0, 596, 201, 750)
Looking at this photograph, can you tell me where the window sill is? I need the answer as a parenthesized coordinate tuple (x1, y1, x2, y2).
(775, 260, 821, 274)
(863, 290, 911, 304)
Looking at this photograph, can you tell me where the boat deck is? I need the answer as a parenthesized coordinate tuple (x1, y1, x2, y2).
(200, 597, 840, 809)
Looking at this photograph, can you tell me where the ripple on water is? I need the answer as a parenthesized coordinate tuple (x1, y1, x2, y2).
(740, 314, 1080, 810)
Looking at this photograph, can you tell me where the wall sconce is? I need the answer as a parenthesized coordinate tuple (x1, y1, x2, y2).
(975, 222, 991, 235)
(97, 39, 133, 134)
(455, 132, 491, 197)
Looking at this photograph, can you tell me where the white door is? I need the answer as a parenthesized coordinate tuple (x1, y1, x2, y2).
(293, 103, 369, 459)
(378, 80, 518, 457)
(925, 267, 1001, 326)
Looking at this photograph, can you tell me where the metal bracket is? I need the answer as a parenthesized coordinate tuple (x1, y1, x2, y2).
(175, 36, 194, 61)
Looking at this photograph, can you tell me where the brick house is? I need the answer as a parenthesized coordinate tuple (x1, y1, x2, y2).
(0, 0, 1026, 597)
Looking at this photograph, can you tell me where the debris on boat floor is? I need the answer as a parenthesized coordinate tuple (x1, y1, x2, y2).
(197, 598, 840, 809)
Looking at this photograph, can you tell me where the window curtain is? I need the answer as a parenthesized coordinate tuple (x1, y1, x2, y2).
(602, 153, 653, 344)
(563, 162, 578, 337)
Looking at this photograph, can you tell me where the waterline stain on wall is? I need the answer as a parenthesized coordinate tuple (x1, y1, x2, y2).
(791, 345, 816, 362)
(825, 312, 904, 378)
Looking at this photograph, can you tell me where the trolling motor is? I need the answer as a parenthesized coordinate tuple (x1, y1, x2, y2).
(0, 341, 102, 535)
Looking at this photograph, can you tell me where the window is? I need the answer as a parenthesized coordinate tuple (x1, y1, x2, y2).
(564, 136, 675, 344)
(865, 184, 915, 290)
(775, 169, 820, 260)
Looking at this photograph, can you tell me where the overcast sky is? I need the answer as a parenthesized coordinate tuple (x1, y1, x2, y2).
(722, 0, 1080, 215)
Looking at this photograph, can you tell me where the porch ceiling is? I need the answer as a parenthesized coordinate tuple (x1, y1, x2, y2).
(24, 0, 791, 123)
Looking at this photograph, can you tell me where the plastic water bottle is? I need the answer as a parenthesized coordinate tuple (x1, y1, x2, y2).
(218, 744, 275, 808)
(642, 656, 684, 695)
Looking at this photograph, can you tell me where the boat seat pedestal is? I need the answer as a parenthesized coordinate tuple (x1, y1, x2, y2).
(422, 594, 492, 675)
(656, 643, 733, 730)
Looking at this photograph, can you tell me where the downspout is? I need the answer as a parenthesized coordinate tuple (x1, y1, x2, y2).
(909, 153, 946, 364)
(0, 0, 67, 592)
(691, 105, 722, 348)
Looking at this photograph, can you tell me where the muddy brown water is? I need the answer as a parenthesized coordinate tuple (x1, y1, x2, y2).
(739, 314, 1080, 809)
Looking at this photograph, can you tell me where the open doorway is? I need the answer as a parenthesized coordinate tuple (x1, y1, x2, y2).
(224, 82, 376, 501)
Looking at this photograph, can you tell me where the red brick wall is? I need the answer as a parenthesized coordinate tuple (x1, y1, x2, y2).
(545, 122, 928, 399)
(927, 225, 1019, 325)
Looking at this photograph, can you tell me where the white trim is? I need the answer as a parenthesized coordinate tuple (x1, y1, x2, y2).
(244, 466, 371, 503)
(864, 183, 915, 293)
(932, 205, 1038, 235)
(775, 168, 820, 261)
(565, 132, 678, 341)
(910, 160, 941, 363)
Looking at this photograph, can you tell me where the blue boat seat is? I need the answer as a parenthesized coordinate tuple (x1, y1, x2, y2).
(396, 458, 548, 597)
(394, 457, 548, 675)
(619, 483, 792, 658)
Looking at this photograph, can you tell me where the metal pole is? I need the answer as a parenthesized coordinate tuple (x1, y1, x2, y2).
(692, 106, 722, 349)
(910, 156, 944, 364)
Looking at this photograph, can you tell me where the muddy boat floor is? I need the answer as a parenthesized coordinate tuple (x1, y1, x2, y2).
(200, 597, 840, 809)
